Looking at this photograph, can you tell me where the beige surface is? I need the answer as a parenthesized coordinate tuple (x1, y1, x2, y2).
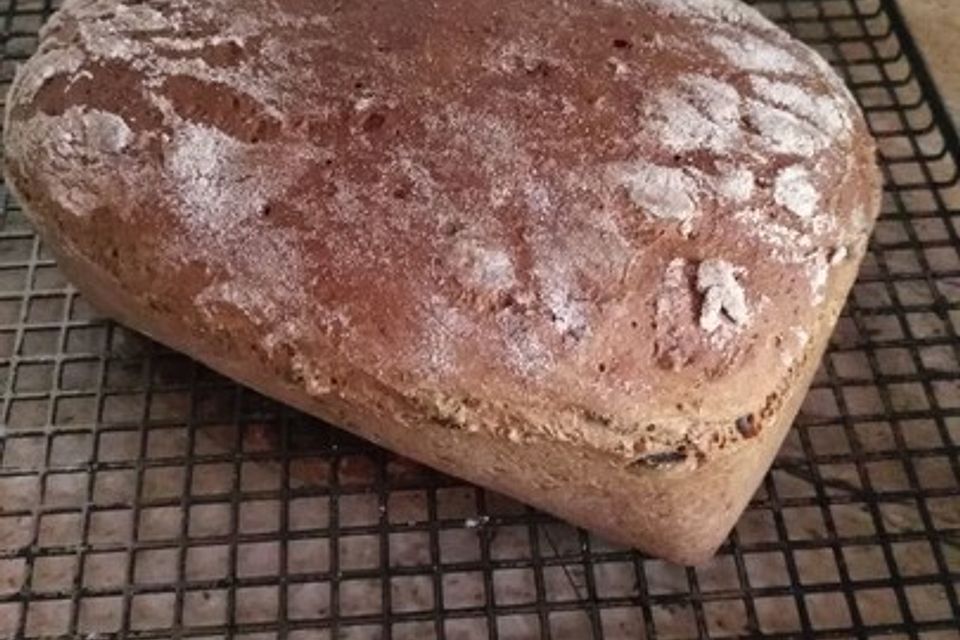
(899, 0, 960, 127)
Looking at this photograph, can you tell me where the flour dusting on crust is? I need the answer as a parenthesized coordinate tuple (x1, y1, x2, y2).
(651, 74, 742, 154)
(708, 32, 807, 75)
(6, 106, 134, 216)
(751, 76, 851, 139)
(745, 99, 826, 157)
(774, 165, 819, 219)
(452, 239, 518, 292)
(632, 0, 779, 32)
(615, 162, 700, 222)
(697, 260, 750, 333)
(717, 166, 755, 203)
(166, 120, 317, 241)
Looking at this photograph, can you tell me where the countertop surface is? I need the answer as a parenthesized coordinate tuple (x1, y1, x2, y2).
(898, 0, 960, 128)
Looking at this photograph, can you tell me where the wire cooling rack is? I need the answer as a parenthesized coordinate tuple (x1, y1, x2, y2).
(1, 0, 959, 638)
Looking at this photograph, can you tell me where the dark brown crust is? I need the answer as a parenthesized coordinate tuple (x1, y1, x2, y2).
(3, 0, 882, 562)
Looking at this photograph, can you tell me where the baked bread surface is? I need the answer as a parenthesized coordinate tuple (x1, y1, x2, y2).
(4, 0, 881, 562)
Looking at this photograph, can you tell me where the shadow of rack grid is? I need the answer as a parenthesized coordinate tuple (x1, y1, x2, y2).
(1, 0, 959, 637)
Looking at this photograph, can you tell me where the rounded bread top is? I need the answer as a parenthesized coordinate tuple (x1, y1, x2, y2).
(4, 0, 881, 458)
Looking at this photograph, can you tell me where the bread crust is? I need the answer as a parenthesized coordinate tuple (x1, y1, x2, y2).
(3, 0, 881, 563)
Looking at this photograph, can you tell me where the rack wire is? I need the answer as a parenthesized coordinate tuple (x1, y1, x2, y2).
(1, 0, 959, 638)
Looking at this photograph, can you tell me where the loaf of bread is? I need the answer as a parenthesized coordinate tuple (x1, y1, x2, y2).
(4, 0, 880, 563)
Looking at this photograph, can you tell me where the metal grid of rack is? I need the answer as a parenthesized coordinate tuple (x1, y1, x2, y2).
(1, 0, 958, 638)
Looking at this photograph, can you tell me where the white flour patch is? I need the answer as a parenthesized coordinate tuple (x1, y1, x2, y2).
(631, 0, 778, 32)
(354, 96, 376, 112)
(498, 312, 554, 378)
(697, 259, 750, 332)
(708, 32, 807, 76)
(165, 119, 315, 234)
(733, 208, 813, 263)
(746, 99, 826, 157)
(80, 109, 133, 153)
(534, 256, 589, 339)
(524, 182, 554, 217)
(750, 76, 850, 138)
(717, 166, 755, 203)
(79, 17, 151, 63)
(167, 122, 267, 231)
(453, 240, 517, 291)
(652, 91, 720, 153)
(651, 74, 742, 154)
(110, 2, 177, 31)
(805, 251, 830, 305)
(153, 34, 247, 52)
(615, 162, 700, 222)
(774, 165, 819, 219)
(683, 74, 742, 127)
(607, 57, 629, 77)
